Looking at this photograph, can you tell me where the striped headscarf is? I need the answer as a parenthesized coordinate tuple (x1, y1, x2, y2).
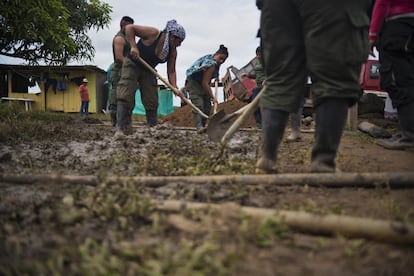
(160, 19, 186, 61)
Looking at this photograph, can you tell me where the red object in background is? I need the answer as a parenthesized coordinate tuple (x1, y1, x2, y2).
(241, 76, 257, 100)
(241, 59, 386, 100)
(224, 59, 386, 102)
(360, 59, 384, 92)
(360, 59, 388, 98)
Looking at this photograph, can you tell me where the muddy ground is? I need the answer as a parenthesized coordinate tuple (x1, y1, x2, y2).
(0, 100, 413, 275)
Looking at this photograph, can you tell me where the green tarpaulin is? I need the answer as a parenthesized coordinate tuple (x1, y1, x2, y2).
(133, 89, 174, 116)
(107, 66, 174, 116)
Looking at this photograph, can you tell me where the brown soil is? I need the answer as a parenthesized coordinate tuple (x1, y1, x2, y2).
(163, 100, 251, 128)
(0, 99, 413, 275)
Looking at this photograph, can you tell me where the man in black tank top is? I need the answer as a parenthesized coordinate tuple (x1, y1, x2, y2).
(109, 16, 134, 127)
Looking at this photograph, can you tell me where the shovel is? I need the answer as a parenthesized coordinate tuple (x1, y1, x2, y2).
(220, 87, 264, 146)
(137, 56, 209, 119)
(207, 104, 250, 142)
(221, 96, 260, 147)
(207, 86, 264, 142)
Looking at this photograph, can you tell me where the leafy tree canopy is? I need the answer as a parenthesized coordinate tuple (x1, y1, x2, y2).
(0, 0, 112, 65)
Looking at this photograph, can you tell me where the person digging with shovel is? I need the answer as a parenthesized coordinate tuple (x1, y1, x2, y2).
(185, 44, 229, 131)
(114, 19, 186, 138)
(108, 16, 134, 127)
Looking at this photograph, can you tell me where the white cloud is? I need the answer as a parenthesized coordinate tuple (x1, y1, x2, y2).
(86, 0, 261, 105)
(1, 0, 262, 105)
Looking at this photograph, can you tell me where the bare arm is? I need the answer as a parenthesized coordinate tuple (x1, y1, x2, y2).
(125, 24, 160, 59)
(202, 66, 217, 103)
(166, 48, 178, 88)
(113, 36, 126, 64)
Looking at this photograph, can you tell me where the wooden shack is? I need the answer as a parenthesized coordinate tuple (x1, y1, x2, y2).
(0, 64, 108, 113)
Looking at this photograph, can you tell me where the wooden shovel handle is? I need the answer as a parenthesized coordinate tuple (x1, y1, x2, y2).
(221, 86, 265, 145)
(213, 80, 218, 114)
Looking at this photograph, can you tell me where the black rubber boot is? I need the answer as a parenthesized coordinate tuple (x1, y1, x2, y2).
(116, 102, 133, 135)
(146, 109, 158, 127)
(110, 114, 117, 127)
(109, 103, 117, 127)
(310, 99, 348, 173)
(193, 113, 203, 129)
(377, 101, 414, 150)
(254, 107, 262, 129)
(398, 101, 414, 139)
(201, 117, 207, 128)
(255, 108, 289, 174)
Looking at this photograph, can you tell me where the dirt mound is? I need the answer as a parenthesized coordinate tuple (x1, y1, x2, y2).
(163, 99, 256, 128)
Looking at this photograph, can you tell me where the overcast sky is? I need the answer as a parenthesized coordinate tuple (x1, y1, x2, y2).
(0, 1, 380, 106)
(88, 0, 260, 79)
(0, 0, 261, 105)
(87, 0, 261, 104)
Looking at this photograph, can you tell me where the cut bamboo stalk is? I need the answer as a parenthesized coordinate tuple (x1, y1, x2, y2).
(0, 174, 99, 186)
(213, 80, 218, 114)
(155, 199, 414, 245)
(1, 172, 414, 188)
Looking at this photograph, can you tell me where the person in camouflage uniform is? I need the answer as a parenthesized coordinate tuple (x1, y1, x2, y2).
(256, 0, 372, 173)
(109, 16, 134, 127)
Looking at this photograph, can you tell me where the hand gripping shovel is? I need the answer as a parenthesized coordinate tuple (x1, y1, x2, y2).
(137, 56, 209, 119)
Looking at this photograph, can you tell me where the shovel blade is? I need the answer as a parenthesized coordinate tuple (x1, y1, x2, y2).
(207, 110, 233, 142)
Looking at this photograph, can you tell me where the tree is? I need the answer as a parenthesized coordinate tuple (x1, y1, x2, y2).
(0, 0, 112, 65)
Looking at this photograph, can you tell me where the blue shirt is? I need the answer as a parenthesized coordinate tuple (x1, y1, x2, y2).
(186, 54, 219, 83)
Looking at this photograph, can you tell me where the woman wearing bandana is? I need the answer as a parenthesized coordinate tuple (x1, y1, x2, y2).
(115, 19, 186, 135)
